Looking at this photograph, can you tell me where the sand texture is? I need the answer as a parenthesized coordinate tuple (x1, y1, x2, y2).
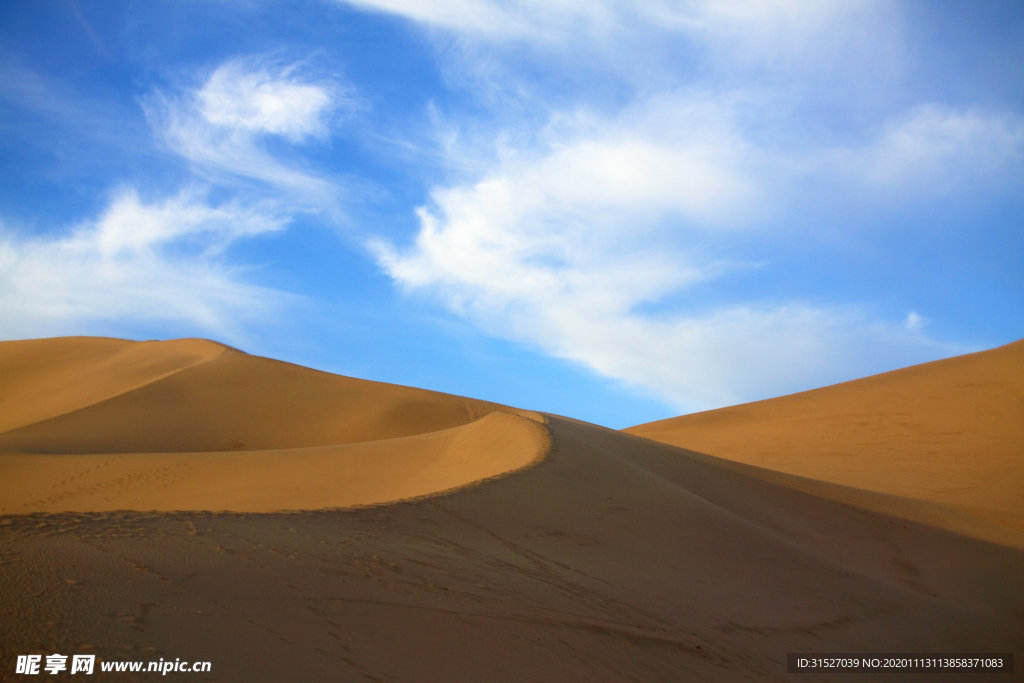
(1, 337, 1022, 681)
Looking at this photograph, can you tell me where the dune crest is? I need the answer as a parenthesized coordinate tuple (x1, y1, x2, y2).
(0, 336, 226, 434)
(626, 339, 1024, 519)
(0, 411, 548, 514)
(0, 337, 548, 513)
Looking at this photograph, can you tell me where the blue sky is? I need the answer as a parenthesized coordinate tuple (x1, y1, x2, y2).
(1, 0, 1022, 428)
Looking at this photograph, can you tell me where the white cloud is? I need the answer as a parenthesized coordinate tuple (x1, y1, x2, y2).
(93, 188, 284, 255)
(146, 58, 344, 206)
(369, 86, 1019, 407)
(341, 0, 904, 104)
(340, 0, 884, 47)
(372, 102, 755, 324)
(0, 190, 288, 340)
(353, 0, 1024, 409)
(198, 61, 334, 141)
(370, 99, 758, 365)
(857, 105, 1024, 191)
(372, 136, 960, 409)
(519, 304, 951, 410)
(1, 56, 351, 343)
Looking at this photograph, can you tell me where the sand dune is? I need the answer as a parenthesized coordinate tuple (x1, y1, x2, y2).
(0, 411, 547, 514)
(627, 340, 1024, 519)
(1, 336, 1021, 681)
(1, 414, 1020, 681)
(0, 337, 546, 514)
(0, 336, 225, 435)
(0, 337, 537, 455)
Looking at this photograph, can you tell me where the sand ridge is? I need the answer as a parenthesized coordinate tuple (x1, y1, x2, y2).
(626, 338, 1024, 518)
(0, 337, 549, 514)
(0, 336, 227, 435)
(0, 411, 548, 514)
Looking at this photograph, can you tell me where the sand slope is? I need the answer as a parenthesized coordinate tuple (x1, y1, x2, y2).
(0, 337, 547, 514)
(1, 415, 1020, 681)
(0, 337, 226, 435)
(626, 339, 1024, 518)
(0, 411, 548, 514)
(0, 337, 537, 454)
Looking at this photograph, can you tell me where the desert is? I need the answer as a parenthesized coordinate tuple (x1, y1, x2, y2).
(1, 336, 1021, 681)
(4, 1, 1023, 680)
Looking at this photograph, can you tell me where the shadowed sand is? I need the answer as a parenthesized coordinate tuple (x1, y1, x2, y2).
(1, 337, 1021, 681)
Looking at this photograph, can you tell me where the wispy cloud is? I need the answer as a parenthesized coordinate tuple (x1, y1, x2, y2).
(853, 105, 1024, 191)
(370, 111, 972, 409)
(0, 190, 288, 340)
(197, 61, 334, 141)
(1, 56, 350, 342)
(341, 0, 888, 52)
(146, 58, 348, 208)
(358, 0, 1018, 408)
